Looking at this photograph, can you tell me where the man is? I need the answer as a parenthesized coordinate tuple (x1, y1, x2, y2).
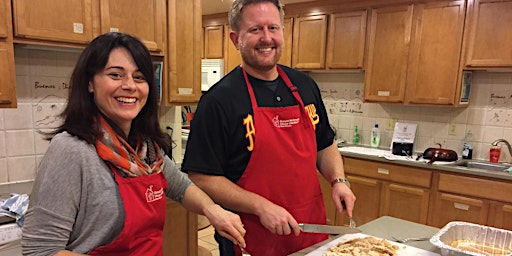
(182, 0, 356, 255)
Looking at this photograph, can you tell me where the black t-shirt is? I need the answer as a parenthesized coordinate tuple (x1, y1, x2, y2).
(181, 65, 335, 182)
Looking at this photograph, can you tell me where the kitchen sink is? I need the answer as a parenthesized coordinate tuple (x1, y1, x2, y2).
(453, 161, 512, 172)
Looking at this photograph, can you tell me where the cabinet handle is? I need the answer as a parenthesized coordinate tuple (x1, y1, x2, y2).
(0, 100, 12, 104)
(453, 202, 470, 211)
(377, 168, 389, 175)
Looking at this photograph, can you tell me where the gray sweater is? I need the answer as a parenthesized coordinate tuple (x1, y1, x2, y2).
(21, 132, 192, 256)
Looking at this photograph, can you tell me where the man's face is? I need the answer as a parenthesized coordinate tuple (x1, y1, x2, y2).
(231, 2, 284, 72)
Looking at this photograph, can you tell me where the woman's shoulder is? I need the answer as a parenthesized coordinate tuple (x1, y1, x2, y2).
(48, 132, 96, 155)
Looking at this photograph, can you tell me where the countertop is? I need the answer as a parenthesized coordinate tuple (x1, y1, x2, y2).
(290, 216, 441, 255)
(338, 146, 512, 181)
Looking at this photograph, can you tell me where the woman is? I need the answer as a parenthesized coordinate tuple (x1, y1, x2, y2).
(21, 32, 246, 256)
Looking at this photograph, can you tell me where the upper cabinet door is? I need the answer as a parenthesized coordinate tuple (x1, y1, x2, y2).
(224, 24, 242, 74)
(12, 0, 94, 44)
(326, 10, 367, 69)
(204, 25, 224, 59)
(100, 0, 166, 53)
(0, 0, 17, 108)
(292, 15, 327, 69)
(278, 18, 293, 67)
(465, 0, 512, 67)
(364, 4, 413, 103)
(0, 0, 8, 39)
(405, 1, 466, 105)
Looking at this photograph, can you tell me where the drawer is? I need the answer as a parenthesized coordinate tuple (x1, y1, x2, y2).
(343, 157, 432, 188)
(438, 173, 512, 204)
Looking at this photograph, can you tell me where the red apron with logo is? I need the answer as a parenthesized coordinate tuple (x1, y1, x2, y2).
(236, 66, 328, 256)
(89, 169, 168, 256)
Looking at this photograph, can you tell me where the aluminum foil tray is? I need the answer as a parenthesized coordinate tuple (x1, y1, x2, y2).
(430, 221, 512, 256)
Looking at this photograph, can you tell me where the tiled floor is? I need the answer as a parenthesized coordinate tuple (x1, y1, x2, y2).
(198, 225, 219, 256)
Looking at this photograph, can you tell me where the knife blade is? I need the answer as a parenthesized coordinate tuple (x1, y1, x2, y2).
(298, 223, 361, 235)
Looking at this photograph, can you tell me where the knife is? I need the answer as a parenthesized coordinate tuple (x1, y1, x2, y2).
(298, 223, 361, 235)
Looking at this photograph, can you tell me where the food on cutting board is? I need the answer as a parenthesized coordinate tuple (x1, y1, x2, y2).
(323, 236, 399, 256)
(450, 239, 512, 255)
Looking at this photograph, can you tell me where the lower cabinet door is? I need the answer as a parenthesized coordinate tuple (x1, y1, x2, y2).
(431, 192, 489, 228)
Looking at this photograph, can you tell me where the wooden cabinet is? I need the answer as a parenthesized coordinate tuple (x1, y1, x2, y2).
(162, 199, 198, 256)
(405, 1, 466, 105)
(365, 1, 466, 105)
(464, 0, 512, 67)
(12, 0, 165, 53)
(0, 0, 17, 108)
(204, 25, 224, 59)
(326, 10, 367, 69)
(224, 24, 242, 74)
(431, 172, 512, 229)
(99, 0, 166, 53)
(165, 0, 202, 104)
(337, 157, 432, 226)
(489, 202, 512, 230)
(317, 172, 337, 226)
(364, 4, 412, 103)
(278, 18, 293, 67)
(12, 0, 95, 44)
(431, 192, 489, 227)
(341, 175, 381, 226)
(292, 15, 327, 69)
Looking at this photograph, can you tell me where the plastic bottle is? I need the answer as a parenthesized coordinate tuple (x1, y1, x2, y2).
(353, 125, 360, 145)
(371, 124, 380, 148)
(462, 130, 473, 159)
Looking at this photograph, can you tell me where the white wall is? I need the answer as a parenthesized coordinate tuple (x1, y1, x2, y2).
(310, 71, 512, 162)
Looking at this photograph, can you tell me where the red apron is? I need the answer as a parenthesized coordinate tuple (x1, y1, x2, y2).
(236, 66, 328, 256)
(89, 168, 168, 256)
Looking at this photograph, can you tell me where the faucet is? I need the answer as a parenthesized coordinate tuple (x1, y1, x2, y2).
(492, 139, 512, 160)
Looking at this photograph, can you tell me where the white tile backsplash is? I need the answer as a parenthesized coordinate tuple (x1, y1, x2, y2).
(3, 103, 33, 129)
(5, 130, 35, 157)
(0, 131, 5, 157)
(0, 158, 7, 183)
(312, 71, 512, 161)
(0, 110, 4, 129)
(7, 156, 36, 181)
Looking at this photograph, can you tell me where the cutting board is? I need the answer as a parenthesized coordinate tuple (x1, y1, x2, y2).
(305, 233, 440, 256)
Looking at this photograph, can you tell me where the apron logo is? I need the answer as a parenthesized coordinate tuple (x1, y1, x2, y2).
(145, 185, 164, 203)
(244, 114, 256, 151)
(305, 104, 319, 130)
(272, 115, 300, 128)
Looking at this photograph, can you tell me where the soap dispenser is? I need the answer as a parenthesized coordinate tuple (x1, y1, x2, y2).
(353, 125, 360, 145)
(462, 130, 473, 159)
(371, 124, 380, 148)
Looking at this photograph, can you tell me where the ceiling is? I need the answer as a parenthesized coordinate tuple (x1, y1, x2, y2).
(202, 0, 316, 15)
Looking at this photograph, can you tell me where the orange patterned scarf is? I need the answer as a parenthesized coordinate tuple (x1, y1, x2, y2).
(95, 116, 164, 176)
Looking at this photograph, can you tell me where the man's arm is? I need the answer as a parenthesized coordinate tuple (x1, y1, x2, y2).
(188, 172, 301, 236)
(317, 143, 356, 217)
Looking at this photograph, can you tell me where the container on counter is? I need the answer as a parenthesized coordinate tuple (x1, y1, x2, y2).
(490, 146, 501, 163)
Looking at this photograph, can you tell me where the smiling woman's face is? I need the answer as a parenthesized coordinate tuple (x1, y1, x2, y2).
(88, 47, 149, 136)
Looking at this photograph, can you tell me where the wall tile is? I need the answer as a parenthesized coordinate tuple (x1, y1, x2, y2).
(3, 103, 33, 129)
(15, 75, 32, 102)
(14, 47, 29, 76)
(0, 110, 4, 129)
(33, 103, 65, 129)
(5, 130, 35, 156)
(7, 156, 36, 181)
(0, 131, 5, 157)
(28, 49, 59, 77)
(34, 130, 51, 155)
(0, 158, 7, 183)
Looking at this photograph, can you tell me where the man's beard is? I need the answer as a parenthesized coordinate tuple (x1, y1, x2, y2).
(239, 44, 282, 72)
